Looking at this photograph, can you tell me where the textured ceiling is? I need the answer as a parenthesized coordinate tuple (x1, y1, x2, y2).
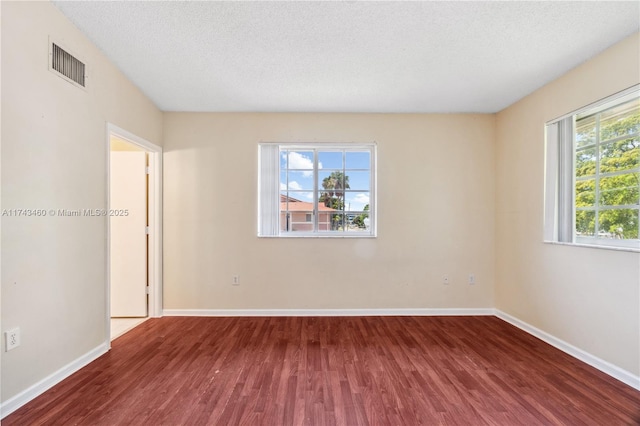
(52, 1, 639, 113)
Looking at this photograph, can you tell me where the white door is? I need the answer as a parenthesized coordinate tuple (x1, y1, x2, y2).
(110, 151, 147, 317)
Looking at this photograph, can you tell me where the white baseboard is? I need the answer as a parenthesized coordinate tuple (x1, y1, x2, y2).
(495, 309, 640, 391)
(1, 342, 109, 419)
(162, 308, 495, 317)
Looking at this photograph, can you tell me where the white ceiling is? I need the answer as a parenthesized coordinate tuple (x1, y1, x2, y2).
(52, 1, 639, 113)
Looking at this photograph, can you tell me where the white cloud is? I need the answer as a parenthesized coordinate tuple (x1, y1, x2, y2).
(289, 181, 303, 190)
(353, 193, 370, 204)
(280, 181, 303, 190)
(346, 193, 370, 211)
(283, 152, 322, 177)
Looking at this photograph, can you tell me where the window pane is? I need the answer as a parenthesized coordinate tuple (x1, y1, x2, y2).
(318, 151, 342, 170)
(284, 171, 314, 190)
(599, 137, 639, 174)
(317, 210, 333, 231)
(345, 192, 370, 212)
(325, 213, 345, 231)
(285, 151, 314, 170)
(346, 209, 370, 231)
(599, 173, 639, 206)
(345, 171, 370, 191)
(575, 179, 595, 208)
(280, 210, 314, 232)
(285, 192, 314, 208)
(576, 210, 595, 236)
(318, 171, 348, 211)
(598, 208, 639, 240)
(576, 147, 596, 178)
(318, 171, 345, 189)
(600, 100, 640, 142)
(576, 115, 596, 148)
(345, 151, 371, 169)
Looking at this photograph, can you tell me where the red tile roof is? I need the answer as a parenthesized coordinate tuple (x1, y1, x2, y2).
(280, 195, 337, 211)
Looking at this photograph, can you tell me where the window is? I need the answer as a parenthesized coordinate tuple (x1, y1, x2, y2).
(545, 87, 639, 250)
(259, 143, 376, 237)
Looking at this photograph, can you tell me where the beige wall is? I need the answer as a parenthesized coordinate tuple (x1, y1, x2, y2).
(163, 113, 495, 310)
(1, 1, 162, 403)
(495, 33, 640, 375)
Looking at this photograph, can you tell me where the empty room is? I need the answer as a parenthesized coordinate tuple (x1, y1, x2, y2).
(2, 1, 639, 424)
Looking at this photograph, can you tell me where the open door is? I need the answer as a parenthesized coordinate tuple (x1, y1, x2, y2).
(110, 150, 147, 317)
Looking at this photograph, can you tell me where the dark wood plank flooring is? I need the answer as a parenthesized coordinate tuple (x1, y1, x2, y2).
(4, 316, 640, 425)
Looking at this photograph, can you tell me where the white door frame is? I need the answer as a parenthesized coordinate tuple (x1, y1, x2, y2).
(105, 123, 163, 343)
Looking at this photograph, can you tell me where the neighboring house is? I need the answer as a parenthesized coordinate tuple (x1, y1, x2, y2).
(280, 194, 336, 231)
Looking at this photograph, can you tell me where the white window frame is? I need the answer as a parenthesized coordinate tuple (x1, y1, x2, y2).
(258, 143, 377, 238)
(544, 85, 640, 251)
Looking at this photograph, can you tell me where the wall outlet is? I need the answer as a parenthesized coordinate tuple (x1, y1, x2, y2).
(469, 274, 475, 285)
(5, 327, 20, 351)
(232, 275, 240, 286)
(443, 275, 449, 285)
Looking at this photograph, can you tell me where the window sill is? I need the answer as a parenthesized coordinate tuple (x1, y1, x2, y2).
(543, 240, 640, 253)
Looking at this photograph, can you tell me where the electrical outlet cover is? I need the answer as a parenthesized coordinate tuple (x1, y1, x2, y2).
(5, 327, 20, 351)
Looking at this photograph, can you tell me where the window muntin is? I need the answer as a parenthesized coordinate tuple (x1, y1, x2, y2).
(259, 143, 375, 237)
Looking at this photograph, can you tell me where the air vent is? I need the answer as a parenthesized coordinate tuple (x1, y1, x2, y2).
(50, 42, 86, 88)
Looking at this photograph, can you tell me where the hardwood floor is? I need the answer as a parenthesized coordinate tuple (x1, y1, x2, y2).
(5, 316, 640, 425)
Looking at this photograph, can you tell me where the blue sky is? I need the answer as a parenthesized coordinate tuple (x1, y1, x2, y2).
(280, 150, 371, 211)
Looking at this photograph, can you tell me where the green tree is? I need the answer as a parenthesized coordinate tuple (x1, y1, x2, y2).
(320, 171, 350, 230)
(352, 204, 370, 229)
(575, 106, 639, 239)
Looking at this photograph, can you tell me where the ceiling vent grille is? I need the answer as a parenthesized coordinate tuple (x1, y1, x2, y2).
(50, 42, 86, 88)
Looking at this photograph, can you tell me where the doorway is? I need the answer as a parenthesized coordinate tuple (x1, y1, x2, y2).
(107, 124, 162, 342)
